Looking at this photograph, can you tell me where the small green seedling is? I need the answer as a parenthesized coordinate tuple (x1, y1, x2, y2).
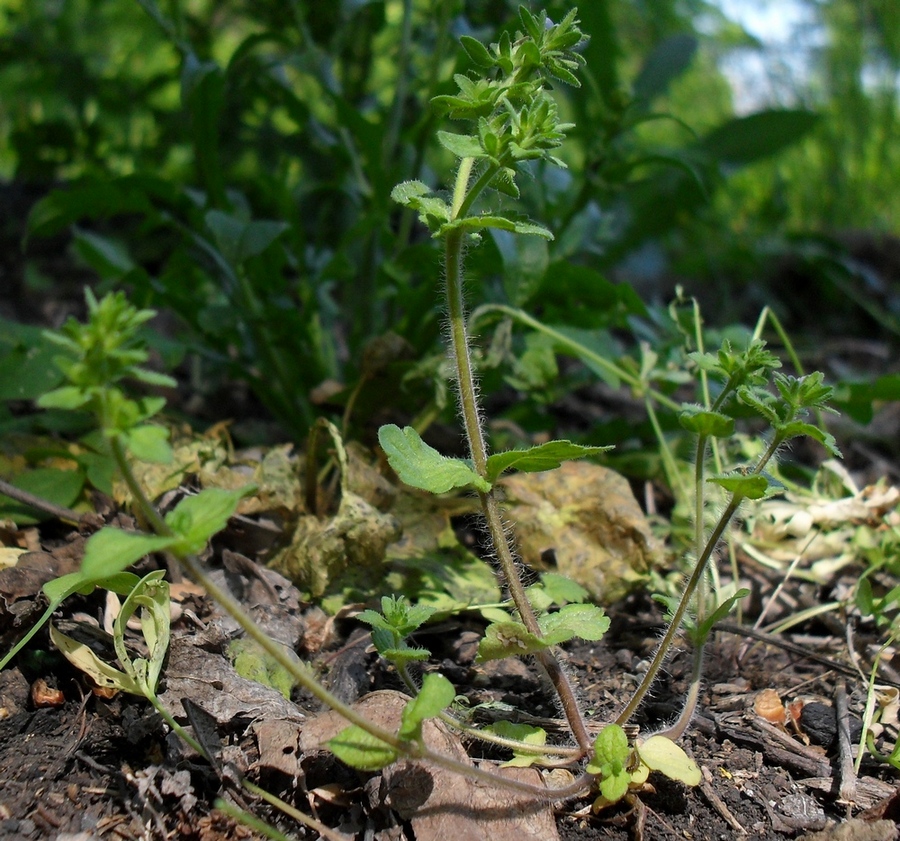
(586, 724, 701, 810)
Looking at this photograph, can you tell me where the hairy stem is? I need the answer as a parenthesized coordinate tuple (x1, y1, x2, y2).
(443, 173, 592, 752)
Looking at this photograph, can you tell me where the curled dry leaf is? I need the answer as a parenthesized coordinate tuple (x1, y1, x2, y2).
(755, 689, 787, 725)
(31, 677, 64, 708)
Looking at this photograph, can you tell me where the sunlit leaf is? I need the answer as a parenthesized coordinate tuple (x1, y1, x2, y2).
(329, 725, 397, 771)
(484, 721, 548, 767)
(485, 440, 611, 483)
(637, 736, 701, 786)
(378, 425, 490, 494)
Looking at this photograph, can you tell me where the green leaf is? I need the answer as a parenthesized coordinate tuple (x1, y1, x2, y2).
(678, 407, 735, 438)
(391, 180, 431, 205)
(538, 604, 610, 642)
(442, 215, 553, 239)
(460, 35, 494, 68)
(484, 721, 548, 767)
(477, 621, 547, 661)
(205, 211, 288, 265)
(491, 228, 548, 307)
(534, 573, 589, 606)
(0, 571, 139, 672)
(0, 323, 65, 400)
(227, 637, 297, 700)
(437, 131, 485, 159)
(586, 723, 630, 777)
(125, 424, 173, 464)
(0, 467, 85, 524)
(856, 577, 875, 617)
(80, 528, 177, 580)
(633, 34, 697, 102)
(775, 421, 842, 457)
(37, 385, 91, 411)
(50, 624, 142, 694)
(113, 570, 170, 695)
(165, 485, 257, 556)
(485, 440, 611, 484)
(599, 769, 631, 803)
(378, 425, 490, 494)
(707, 472, 770, 500)
(694, 589, 750, 645)
(183, 55, 227, 206)
(398, 673, 455, 741)
(637, 736, 701, 786)
(329, 725, 398, 771)
(701, 109, 820, 165)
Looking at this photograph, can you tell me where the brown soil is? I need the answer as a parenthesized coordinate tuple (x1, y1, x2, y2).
(2, 552, 900, 841)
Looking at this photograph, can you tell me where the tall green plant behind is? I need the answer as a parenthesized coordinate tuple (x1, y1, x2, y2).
(1, 0, 837, 441)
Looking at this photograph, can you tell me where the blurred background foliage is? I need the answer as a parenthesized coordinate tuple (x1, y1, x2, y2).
(0, 0, 897, 447)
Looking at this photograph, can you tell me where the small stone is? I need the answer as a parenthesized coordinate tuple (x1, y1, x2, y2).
(800, 702, 837, 747)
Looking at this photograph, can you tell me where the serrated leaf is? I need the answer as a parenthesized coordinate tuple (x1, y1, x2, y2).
(391, 180, 431, 205)
(776, 421, 841, 457)
(477, 621, 547, 661)
(442, 215, 553, 239)
(678, 407, 735, 438)
(378, 424, 490, 494)
(437, 131, 485, 159)
(380, 646, 431, 664)
(708, 472, 770, 500)
(637, 736, 701, 786)
(329, 725, 398, 771)
(538, 604, 610, 642)
(485, 440, 611, 483)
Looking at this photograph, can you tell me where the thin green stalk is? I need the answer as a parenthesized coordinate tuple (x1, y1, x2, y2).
(472, 303, 683, 413)
(618, 432, 785, 725)
(615, 493, 742, 726)
(644, 396, 690, 503)
(655, 645, 703, 741)
(111, 437, 172, 537)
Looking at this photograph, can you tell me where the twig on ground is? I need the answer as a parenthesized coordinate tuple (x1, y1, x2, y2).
(835, 682, 857, 809)
(0, 477, 83, 525)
